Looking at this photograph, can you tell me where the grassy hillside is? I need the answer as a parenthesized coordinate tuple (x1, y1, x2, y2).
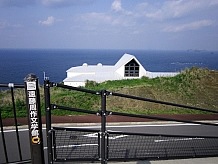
(85, 67, 218, 115)
(0, 67, 218, 118)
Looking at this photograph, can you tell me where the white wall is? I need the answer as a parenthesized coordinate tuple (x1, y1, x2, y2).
(115, 65, 125, 77)
(146, 71, 179, 78)
(139, 65, 147, 77)
(64, 81, 85, 87)
(67, 72, 83, 78)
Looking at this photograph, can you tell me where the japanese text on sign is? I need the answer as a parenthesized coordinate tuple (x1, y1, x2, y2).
(27, 82, 40, 144)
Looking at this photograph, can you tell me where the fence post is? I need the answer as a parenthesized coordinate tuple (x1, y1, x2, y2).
(24, 74, 45, 164)
(10, 85, 23, 161)
(44, 79, 53, 164)
(100, 90, 107, 164)
(0, 106, 9, 163)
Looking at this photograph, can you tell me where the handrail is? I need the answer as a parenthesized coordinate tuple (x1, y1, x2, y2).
(111, 91, 218, 114)
(0, 83, 24, 88)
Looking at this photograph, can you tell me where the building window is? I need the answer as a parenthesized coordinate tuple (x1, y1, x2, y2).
(124, 59, 139, 77)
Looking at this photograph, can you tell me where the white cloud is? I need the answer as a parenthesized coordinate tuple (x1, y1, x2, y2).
(0, 0, 36, 7)
(144, 0, 216, 20)
(0, 21, 22, 29)
(163, 20, 214, 32)
(111, 0, 122, 12)
(209, 0, 218, 6)
(81, 12, 112, 25)
(0, 0, 95, 8)
(42, 0, 69, 6)
(80, 11, 135, 29)
(41, 0, 95, 7)
(111, 0, 133, 16)
(39, 16, 55, 26)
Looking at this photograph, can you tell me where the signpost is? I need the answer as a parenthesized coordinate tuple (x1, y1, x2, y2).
(24, 74, 45, 164)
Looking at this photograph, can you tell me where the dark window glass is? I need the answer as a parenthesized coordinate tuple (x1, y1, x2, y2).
(124, 59, 139, 77)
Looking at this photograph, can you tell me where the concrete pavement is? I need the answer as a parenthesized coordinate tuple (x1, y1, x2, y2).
(111, 157, 218, 164)
(3, 122, 218, 164)
(70, 157, 218, 164)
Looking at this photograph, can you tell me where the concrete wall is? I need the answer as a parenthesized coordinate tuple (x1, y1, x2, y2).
(146, 71, 180, 78)
(64, 81, 85, 87)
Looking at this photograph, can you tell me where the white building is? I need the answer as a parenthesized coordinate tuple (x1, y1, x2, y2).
(63, 53, 179, 87)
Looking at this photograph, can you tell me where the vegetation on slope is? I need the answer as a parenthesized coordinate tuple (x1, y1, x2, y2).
(0, 67, 218, 118)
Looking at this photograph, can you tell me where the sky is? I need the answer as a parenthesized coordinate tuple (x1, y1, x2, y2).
(0, 0, 218, 50)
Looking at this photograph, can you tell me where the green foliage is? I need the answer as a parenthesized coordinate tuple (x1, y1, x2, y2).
(0, 67, 217, 118)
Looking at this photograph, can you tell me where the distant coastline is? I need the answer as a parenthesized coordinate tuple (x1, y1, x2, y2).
(0, 49, 217, 84)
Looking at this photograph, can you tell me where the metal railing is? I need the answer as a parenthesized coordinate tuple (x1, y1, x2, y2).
(107, 131, 218, 161)
(44, 80, 218, 164)
(1, 77, 217, 164)
(0, 83, 31, 164)
(53, 127, 100, 162)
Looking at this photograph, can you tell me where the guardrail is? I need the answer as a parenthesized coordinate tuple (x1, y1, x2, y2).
(44, 80, 218, 164)
(0, 83, 31, 164)
(0, 74, 45, 164)
(1, 76, 218, 164)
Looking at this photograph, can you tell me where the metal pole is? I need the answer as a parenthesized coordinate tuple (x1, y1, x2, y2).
(10, 86, 23, 161)
(24, 74, 45, 164)
(0, 107, 9, 163)
(100, 90, 107, 164)
(44, 79, 53, 164)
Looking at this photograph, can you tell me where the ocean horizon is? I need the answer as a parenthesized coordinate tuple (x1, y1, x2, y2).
(0, 49, 217, 84)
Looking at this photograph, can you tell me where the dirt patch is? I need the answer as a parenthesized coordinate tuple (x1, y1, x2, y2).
(2, 114, 218, 126)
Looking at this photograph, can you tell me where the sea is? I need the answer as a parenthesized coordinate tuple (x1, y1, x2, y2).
(0, 49, 217, 85)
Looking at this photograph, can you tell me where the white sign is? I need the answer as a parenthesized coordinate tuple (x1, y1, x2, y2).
(27, 82, 36, 91)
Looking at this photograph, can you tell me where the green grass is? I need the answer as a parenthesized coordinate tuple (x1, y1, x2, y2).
(0, 67, 218, 118)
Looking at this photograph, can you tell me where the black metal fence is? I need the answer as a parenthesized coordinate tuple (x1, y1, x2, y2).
(44, 80, 218, 164)
(1, 77, 218, 164)
(0, 83, 31, 164)
(53, 127, 100, 162)
(53, 127, 218, 162)
(107, 131, 218, 161)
